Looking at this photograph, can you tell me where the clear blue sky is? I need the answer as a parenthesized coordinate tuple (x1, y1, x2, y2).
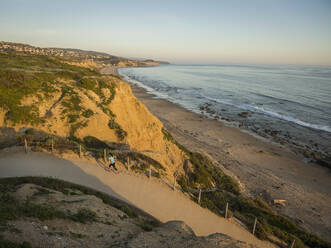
(0, 0, 330, 65)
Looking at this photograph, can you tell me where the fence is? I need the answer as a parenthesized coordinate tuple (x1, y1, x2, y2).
(19, 137, 296, 247)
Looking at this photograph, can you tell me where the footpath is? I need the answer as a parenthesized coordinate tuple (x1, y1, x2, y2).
(0, 149, 276, 248)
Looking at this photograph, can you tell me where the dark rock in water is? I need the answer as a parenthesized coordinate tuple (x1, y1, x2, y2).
(238, 112, 249, 118)
(311, 152, 321, 160)
(270, 130, 280, 136)
(315, 157, 331, 169)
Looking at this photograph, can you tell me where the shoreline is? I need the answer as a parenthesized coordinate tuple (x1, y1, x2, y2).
(124, 79, 331, 241)
(117, 66, 331, 169)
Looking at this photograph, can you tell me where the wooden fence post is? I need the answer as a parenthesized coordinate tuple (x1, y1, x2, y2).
(225, 202, 229, 219)
(252, 217, 257, 235)
(24, 138, 28, 153)
(198, 188, 202, 205)
(79, 144, 82, 157)
(127, 157, 131, 170)
(104, 149, 106, 163)
(173, 175, 177, 190)
(51, 138, 54, 153)
(149, 164, 152, 179)
(289, 239, 295, 248)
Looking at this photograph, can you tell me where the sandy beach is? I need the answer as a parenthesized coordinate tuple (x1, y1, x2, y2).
(128, 83, 331, 241)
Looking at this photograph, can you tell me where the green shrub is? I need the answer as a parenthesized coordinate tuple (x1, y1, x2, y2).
(21, 202, 66, 221)
(137, 220, 156, 231)
(108, 120, 127, 140)
(108, 119, 121, 129)
(162, 128, 190, 155)
(70, 208, 97, 223)
(67, 114, 79, 123)
(119, 204, 137, 218)
(82, 109, 94, 118)
(116, 129, 127, 141)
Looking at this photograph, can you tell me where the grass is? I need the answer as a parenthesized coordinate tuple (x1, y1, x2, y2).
(70, 208, 97, 223)
(108, 119, 128, 140)
(0, 52, 98, 126)
(70, 231, 87, 239)
(0, 176, 161, 246)
(0, 238, 32, 248)
(82, 109, 94, 118)
(136, 220, 159, 232)
(115, 151, 165, 172)
(162, 128, 190, 155)
(119, 204, 137, 218)
(0, 52, 123, 137)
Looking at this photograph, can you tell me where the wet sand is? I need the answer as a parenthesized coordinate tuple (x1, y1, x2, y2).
(129, 83, 331, 241)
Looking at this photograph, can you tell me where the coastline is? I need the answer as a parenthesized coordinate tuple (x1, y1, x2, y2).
(123, 78, 331, 241)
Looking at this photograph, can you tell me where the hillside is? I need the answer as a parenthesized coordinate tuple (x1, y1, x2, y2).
(0, 41, 169, 67)
(0, 177, 256, 248)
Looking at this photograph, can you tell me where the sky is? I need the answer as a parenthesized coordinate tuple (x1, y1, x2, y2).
(0, 0, 331, 65)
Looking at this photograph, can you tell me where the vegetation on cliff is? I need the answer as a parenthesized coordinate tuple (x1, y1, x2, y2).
(0, 52, 125, 139)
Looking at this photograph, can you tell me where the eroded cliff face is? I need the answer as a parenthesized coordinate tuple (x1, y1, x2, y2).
(0, 76, 185, 178)
(108, 81, 185, 176)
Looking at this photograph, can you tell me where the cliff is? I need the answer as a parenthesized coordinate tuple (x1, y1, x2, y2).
(0, 51, 183, 178)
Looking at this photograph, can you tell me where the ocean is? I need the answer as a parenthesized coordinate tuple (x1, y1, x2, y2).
(118, 64, 331, 158)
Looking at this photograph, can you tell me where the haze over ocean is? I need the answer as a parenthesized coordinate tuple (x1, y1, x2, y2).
(119, 64, 331, 156)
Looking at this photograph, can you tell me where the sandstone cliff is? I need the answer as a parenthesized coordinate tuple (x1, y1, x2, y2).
(0, 51, 184, 178)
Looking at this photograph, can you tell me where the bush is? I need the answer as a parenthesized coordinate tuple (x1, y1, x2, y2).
(70, 208, 97, 223)
(83, 136, 109, 149)
(82, 109, 94, 118)
(116, 129, 127, 141)
(108, 119, 121, 129)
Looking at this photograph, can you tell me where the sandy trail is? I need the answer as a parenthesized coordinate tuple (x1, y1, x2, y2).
(0, 150, 275, 248)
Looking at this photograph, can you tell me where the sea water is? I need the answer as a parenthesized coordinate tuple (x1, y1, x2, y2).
(119, 64, 331, 157)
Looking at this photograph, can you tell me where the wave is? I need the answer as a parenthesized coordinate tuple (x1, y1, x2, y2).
(201, 95, 331, 133)
(240, 104, 331, 133)
(120, 69, 331, 134)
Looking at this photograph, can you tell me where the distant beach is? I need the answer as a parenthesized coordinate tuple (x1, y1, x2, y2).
(123, 78, 331, 242)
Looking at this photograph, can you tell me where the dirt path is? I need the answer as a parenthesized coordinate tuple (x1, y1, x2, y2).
(0, 149, 275, 248)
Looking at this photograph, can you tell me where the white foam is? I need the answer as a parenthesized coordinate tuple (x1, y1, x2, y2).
(201, 94, 331, 133)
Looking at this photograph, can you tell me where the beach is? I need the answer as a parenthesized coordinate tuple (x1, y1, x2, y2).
(129, 83, 331, 241)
